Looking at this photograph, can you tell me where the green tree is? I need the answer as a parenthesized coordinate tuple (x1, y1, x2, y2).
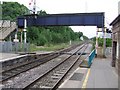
(41, 29, 52, 44)
(97, 38, 112, 47)
(27, 27, 39, 43)
(37, 10, 47, 16)
(36, 34, 47, 46)
(51, 33, 63, 43)
(2, 2, 28, 20)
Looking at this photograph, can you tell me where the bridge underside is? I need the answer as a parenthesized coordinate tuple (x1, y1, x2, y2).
(17, 12, 104, 28)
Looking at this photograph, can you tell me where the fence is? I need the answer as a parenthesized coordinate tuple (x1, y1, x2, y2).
(0, 41, 29, 53)
(88, 49, 96, 67)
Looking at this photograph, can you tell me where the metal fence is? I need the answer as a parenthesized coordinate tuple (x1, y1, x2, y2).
(0, 41, 29, 53)
(88, 49, 96, 67)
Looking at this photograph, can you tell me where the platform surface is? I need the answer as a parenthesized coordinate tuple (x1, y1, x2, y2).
(86, 58, 118, 88)
(59, 57, 119, 89)
(0, 52, 29, 63)
(0, 53, 19, 60)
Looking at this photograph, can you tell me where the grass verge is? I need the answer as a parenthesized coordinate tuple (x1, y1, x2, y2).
(30, 43, 70, 52)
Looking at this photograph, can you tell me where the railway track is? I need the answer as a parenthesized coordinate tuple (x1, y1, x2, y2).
(1, 53, 59, 82)
(23, 43, 88, 89)
(1, 43, 83, 82)
(2, 42, 88, 89)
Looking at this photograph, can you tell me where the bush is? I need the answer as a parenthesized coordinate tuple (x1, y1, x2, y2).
(36, 35, 47, 46)
(98, 38, 112, 47)
(106, 38, 112, 47)
(98, 38, 103, 47)
(51, 33, 63, 43)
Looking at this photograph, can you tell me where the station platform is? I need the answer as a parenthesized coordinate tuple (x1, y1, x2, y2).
(59, 57, 119, 89)
(0, 51, 53, 62)
(0, 51, 53, 71)
(0, 53, 20, 61)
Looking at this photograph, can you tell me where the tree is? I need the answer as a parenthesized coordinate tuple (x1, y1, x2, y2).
(37, 10, 47, 16)
(2, 2, 28, 20)
(36, 34, 47, 46)
(41, 29, 52, 44)
(27, 27, 39, 43)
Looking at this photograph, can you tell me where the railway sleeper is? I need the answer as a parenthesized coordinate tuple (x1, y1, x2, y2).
(2, 73, 12, 76)
(53, 73, 63, 76)
(55, 71, 64, 74)
(51, 76, 61, 80)
(42, 83, 54, 87)
(39, 85, 52, 88)
(10, 70, 19, 73)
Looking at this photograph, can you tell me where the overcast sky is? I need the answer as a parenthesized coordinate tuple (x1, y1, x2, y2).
(2, 0, 120, 38)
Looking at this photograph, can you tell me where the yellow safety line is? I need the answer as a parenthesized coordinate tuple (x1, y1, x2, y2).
(82, 68, 91, 89)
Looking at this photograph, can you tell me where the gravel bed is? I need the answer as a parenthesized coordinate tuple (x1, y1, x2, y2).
(2, 54, 70, 88)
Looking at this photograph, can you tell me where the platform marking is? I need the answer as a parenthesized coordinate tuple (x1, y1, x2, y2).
(82, 68, 91, 89)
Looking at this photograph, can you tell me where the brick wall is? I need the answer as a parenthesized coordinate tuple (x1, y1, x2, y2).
(112, 20, 120, 77)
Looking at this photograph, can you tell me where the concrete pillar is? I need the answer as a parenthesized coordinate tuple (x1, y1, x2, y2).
(103, 27, 106, 58)
(95, 28, 99, 56)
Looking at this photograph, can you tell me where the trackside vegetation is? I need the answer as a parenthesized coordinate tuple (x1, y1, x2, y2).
(91, 37, 112, 50)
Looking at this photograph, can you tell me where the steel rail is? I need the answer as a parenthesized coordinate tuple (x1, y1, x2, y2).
(52, 44, 88, 90)
(23, 43, 88, 89)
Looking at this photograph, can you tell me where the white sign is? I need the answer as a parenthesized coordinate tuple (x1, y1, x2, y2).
(13, 39, 19, 42)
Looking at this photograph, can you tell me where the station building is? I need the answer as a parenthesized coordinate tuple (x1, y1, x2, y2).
(110, 14, 120, 76)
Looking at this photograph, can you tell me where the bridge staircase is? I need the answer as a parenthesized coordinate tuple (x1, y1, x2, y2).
(0, 20, 17, 41)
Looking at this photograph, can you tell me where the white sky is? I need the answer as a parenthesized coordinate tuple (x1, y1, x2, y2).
(2, 0, 120, 38)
